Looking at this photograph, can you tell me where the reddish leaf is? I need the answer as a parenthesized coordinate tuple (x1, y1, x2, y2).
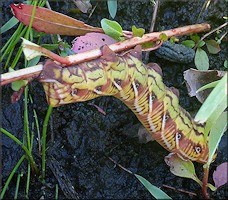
(10, 3, 103, 36)
(213, 162, 228, 188)
(72, 33, 117, 53)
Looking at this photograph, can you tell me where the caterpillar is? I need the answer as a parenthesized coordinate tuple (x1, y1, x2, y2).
(38, 45, 213, 164)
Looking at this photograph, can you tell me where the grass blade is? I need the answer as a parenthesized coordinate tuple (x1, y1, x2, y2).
(0, 17, 19, 34)
(41, 105, 53, 181)
(196, 80, 220, 93)
(14, 173, 22, 199)
(0, 156, 25, 199)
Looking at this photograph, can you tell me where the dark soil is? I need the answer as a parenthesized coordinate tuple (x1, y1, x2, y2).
(1, 0, 227, 199)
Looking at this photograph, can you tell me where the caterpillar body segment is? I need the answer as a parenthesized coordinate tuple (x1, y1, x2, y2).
(39, 45, 212, 163)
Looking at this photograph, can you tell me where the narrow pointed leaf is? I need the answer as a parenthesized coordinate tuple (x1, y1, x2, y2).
(107, 0, 117, 19)
(0, 16, 19, 34)
(10, 3, 103, 36)
(135, 174, 172, 199)
(196, 80, 220, 93)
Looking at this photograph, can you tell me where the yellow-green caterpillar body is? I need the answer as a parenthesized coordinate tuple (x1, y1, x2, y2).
(39, 45, 212, 163)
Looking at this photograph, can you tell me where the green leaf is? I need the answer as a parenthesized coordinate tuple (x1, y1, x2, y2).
(181, 40, 195, 48)
(107, 0, 117, 19)
(197, 40, 205, 48)
(165, 154, 202, 186)
(101, 18, 123, 41)
(132, 25, 145, 37)
(11, 80, 28, 91)
(195, 73, 227, 125)
(224, 60, 228, 68)
(159, 33, 168, 41)
(169, 36, 179, 44)
(207, 112, 227, 164)
(28, 56, 41, 67)
(142, 41, 155, 49)
(190, 34, 200, 43)
(41, 44, 59, 51)
(196, 80, 220, 93)
(0, 17, 19, 34)
(194, 47, 209, 70)
(135, 174, 172, 199)
(205, 40, 221, 54)
(208, 183, 217, 191)
(9, 67, 28, 91)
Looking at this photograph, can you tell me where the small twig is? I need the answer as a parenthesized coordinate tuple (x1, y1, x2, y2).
(89, 2, 98, 18)
(201, 22, 227, 41)
(88, 103, 106, 115)
(218, 31, 227, 43)
(195, 22, 228, 51)
(108, 156, 133, 174)
(144, 0, 159, 63)
(197, 0, 212, 21)
(162, 184, 197, 196)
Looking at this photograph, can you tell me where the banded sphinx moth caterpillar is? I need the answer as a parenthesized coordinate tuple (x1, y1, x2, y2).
(39, 45, 214, 164)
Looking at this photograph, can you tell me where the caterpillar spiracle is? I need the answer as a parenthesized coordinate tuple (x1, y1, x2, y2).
(38, 45, 214, 164)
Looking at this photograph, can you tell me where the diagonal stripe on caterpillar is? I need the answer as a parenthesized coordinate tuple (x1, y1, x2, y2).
(38, 45, 216, 163)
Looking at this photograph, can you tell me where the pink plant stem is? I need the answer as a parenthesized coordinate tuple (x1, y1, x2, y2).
(1, 64, 43, 86)
(1, 23, 210, 86)
(23, 23, 210, 66)
(65, 23, 211, 65)
(202, 167, 210, 199)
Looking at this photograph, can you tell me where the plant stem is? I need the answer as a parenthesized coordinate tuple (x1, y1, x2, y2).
(14, 173, 22, 199)
(0, 155, 25, 199)
(144, 0, 159, 63)
(24, 86, 31, 151)
(24, 23, 211, 66)
(0, 128, 39, 174)
(25, 163, 31, 199)
(1, 64, 43, 86)
(1, 23, 211, 86)
(202, 165, 210, 199)
(41, 105, 53, 181)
